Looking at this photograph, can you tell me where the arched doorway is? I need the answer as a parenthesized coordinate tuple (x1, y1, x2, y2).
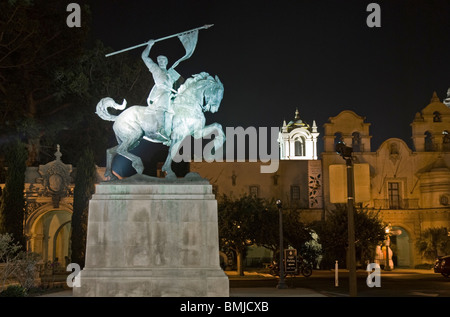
(26, 207, 72, 266)
(53, 220, 72, 267)
(390, 226, 411, 268)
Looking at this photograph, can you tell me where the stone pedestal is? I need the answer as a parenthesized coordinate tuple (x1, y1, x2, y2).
(73, 173, 229, 297)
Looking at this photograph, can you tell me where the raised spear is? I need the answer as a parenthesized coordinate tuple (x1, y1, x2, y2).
(105, 24, 214, 57)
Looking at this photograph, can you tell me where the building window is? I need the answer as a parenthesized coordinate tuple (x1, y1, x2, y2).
(272, 173, 279, 186)
(294, 138, 305, 156)
(425, 131, 433, 152)
(389, 142, 399, 155)
(388, 182, 401, 209)
(433, 111, 442, 122)
(290, 185, 300, 201)
(440, 194, 449, 206)
(249, 185, 259, 197)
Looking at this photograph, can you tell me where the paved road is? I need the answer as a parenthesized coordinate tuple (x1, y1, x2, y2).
(229, 269, 450, 297)
(38, 269, 450, 298)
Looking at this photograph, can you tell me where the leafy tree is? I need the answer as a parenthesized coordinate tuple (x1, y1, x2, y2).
(0, 140, 28, 248)
(281, 209, 324, 266)
(218, 194, 254, 275)
(218, 194, 276, 275)
(258, 206, 322, 267)
(311, 204, 385, 269)
(217, 195, 320, 273)
(70, 148, 97, 268)
(0, 0, 90, 165)
(283, 209, 312, 252)
(53, 40, 153, 165)
(0, 1, 164, 170)
(250, 198, 279, 254)
(416, 227, 450, 261)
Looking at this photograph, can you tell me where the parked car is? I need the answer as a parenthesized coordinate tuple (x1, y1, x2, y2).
(434, 255, 450, 278)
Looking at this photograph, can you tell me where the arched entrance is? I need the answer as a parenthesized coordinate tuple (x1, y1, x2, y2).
(52, 220, 72, 267)
(390, 226, 411, 268)
(26, 206, 72, 266)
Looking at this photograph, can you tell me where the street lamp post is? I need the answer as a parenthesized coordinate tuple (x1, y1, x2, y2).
(276, 199, 287, 289)
(336, 142, 357, 297)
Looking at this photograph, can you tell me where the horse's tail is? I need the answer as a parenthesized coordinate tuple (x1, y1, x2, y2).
(95, 97, 127, 121)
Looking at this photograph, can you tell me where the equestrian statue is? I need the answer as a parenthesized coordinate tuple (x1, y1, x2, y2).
(95, 25, 225, 180)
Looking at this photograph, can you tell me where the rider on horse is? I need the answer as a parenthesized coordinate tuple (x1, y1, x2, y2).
(141, 39, 180, 146)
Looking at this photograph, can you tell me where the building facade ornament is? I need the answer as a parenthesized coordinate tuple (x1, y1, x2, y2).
(36, 145, 73, 208)
(278, 108, 319, 160)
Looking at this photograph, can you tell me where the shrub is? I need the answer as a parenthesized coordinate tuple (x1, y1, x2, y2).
(0, 233, 41, 291)
(416, 227, 450, 261)
(0, 285, 27, 297)
(414, 263, 434, 270)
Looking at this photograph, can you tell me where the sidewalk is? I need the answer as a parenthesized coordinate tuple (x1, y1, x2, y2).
(226, 271, 326, 296)
(226, 270, 275, 279)
(230, 287, 326, 297)
(38, 287, 326, 297)
(38, 270, 326, 297)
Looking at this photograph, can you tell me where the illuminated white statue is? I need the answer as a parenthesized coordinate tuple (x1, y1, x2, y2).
(141, 31, 198, 144)
(96, 72, 224, 180)
(97, 25, 224, 179)
(141, 42, 178, 144)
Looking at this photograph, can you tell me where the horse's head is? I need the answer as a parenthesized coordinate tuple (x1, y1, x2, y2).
(174, 72, 224, 113)
(203, 75, 224, 113)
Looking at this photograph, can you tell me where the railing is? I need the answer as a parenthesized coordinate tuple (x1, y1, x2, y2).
(373, 198, 419, 209)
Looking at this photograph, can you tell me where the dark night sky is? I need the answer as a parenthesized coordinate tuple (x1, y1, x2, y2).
(89, 0, 450, 153)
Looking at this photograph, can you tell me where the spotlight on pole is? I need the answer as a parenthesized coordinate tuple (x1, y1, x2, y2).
(335, 141, 353, 160)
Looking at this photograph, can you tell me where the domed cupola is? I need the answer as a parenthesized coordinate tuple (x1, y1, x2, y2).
(279, 108, 319, 160)
(285, 108, 310, 131)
